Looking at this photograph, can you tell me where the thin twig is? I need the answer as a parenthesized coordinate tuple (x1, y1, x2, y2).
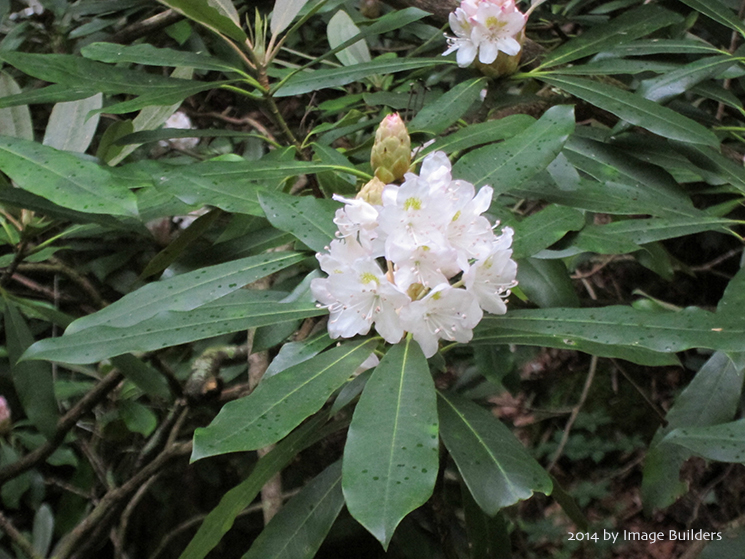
(110, 9, 183, 44)
(689, 247, 744, 272)
(0, 370, 123, 486)
(0, 510, 45, 559)
(0, 239, 28, 288)
(548, 355, 598, 472)
(18, 260, 108, 308)
(610, 359, 668, 426)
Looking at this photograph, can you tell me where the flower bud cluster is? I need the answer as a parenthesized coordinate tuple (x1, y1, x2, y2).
(311, 151, 517, 358)
(444, 0, 543, 74)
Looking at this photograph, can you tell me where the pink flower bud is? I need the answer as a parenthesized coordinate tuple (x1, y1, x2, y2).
(370, 113, 411, 184)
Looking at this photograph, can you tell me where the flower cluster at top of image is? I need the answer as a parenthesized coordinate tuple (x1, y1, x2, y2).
(311, 114, 518, 358)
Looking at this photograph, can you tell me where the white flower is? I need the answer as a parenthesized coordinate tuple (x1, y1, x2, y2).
(311, 259, 409, 344)
(463, 227, 518, 314)
(399, 285, 483, 358)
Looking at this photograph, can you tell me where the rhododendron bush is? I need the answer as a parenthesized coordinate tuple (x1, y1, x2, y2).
(0, 0, 744, 557)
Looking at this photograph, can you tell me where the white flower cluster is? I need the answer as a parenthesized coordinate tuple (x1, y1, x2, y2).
(311, 151, 517, 358)
(443, 0, 535, 68)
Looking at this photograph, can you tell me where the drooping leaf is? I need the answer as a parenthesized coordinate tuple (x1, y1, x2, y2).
(264, 332, 334, 378)
(537, 75, 719, 147)
(409, 78, 486, 135)
(453, 105, 575, 192)
(642, 352, 744, 511)
(537, 4, 683, 69)
(274, 58, 450, 97)
(516, 258, 580, 308)
(637, 55, 737, 104)
(602, 39, 723, 57)
(258, 190, 340, 252)
(678, 0, 745, 39)
(343, 338, 439, 549)
(328, 10, 371, 67)
(157, 0, 247, 41)
(42, 93, 102, 153)
(462, 487, 512, 559)
(24, 290, 326, 364)
(67, 251, 304, 334)
(663, 419, 745, 463)
(192, 339, 377, 460)
(0, 84, 99, 109)
(438, 391, 552, 515)
(0, 136, 138, 216)
(110, 354, 172, 400)
(478, 306, 745, 353)
(4, 300, 59, 438)
(511, 205, 585, 259)
(242, 461, 344, 559)
(718, 266, 745, 315)
(119, 400, 158, 436)
(0, 71, 32, 140)
(31, 503, 54, 558)
(271, 0, 312, 35)
(179, 415, 335, 559)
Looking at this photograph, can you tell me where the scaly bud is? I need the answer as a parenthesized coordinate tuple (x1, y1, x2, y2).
(357, 176, 386, 205)
(0, 396, 11, 435)
(370, 113, 411, 184)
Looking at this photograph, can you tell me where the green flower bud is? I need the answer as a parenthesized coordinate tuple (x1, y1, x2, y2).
(371, 113, 411, 184)
(357, 176, 386, 205)
(473, 31, 525, 78)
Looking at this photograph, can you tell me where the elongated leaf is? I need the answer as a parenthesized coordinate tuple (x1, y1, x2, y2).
(157, 0, 247, 41)
(31, 503, 54, 558)
(328, 10, 371, 67)
(673, 142, 745, 195)
(517, 258, 579, 308)
(192, 339, 377, 460)
(258, 191, 340, 252)
(419, 114, 534, 158)
(179, 415, 334, 559)
(462, 487, 511, 559)
(110, 354, 172, 400)
(93, 79, 232, 115)
(0, 51, 201, 96)
(0, 84, 97, 109)
(264, 332, 334, 378)
(274, 58, 449, 97)
(638, 55, 737, 104)
(343, 338, 439, 549)
(471, 327, 679, 366)
(538, 75, 719, 146)
(438, 391, 552, 515)
(511, 205, 585, 259)
(242, 461, 344, 559)
(478, 306, 745, 353)
(718, 266, 745, 315)
(409, 78, 486, 134)
(678, 0, 745, 39)
(67, 252, 303, 334)
(43, 93, 102, 153)
(603, 39, 723, 57)
(537, 4, 683, 69)
(642, 352, 744, 511)
(0, 71, 32, 140)
(0, 136, 138, 216)
(4, 300, 59, 438)
(271, 0, 311, 35)
(663, 419, 745, 463)
(453, 105, 574, 192)
(24, 290, 326, 364)
(571, 216, 737, 255)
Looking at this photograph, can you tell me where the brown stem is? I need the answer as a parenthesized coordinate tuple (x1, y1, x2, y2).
(110, 9, 183, 44)
(0, 370, 123, 486)
(0, 239, 28, 288)
(18, 260, 108, 309)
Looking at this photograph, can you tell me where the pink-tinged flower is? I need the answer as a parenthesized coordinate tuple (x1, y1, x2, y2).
(463, 227, 518, 314)
(0, 396, 10, 435)
(399, 285, 483, 357)
(471, 5, 526, 63)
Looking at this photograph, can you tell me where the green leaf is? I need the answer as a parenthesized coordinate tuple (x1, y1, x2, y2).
(31, 503, 54, 557)
(274, 58, 449, 97)
(67, 252, 304, 334)
(419, 114, 535, 158)
(242, 461, 344, 559)
(81, 42, 242, 73)
(678, 0, 745, 39)
(119, 400, 158, 436)
(409, 78, 486, 135)
(24, 290, 326, 364)
(271, 0, 312, 35)
(258, 191, 340, 252)
(603, 39, 723, 57)
(663, 419, 745, 463)
(110, 354, 172, 400)
(462, 487, 512, 559)
(328, 10, 371, 67)
(438, 391, 552, 515)
(0, 51, 204, 96)
(157, 0, 247, 42)
(453, 105, 575, 192)
(537, 75, 719, 147)
(192, 339, 377, 460)
(179, 415, 335, 559)
(471, 327, 679, 366)
(264, 332, 335, 378)
(516, 258, 580, 308)
(0, 71, 32, 140)
(95, 80, 232, 115)
(342, 338, 438, 549)
(537, 4, 683, 69)
(718, 266, 745, 315)
(42, 93, 102, 153)
(4, 300, 59, 438)
(478, 306, 745, 353)
(571, 216, 738, 255)
(642, 352, 744, 511)
(0, 136, 138, 216)
(637, 55, 738, 104)
(511, 205, 585, 259)
(673, 143, 745, 195)
(0, 84, 97, 109)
